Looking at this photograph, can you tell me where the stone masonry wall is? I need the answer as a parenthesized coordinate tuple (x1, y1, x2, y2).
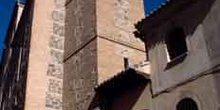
(96, 0, 145, 50)
(25, 0, 65, 109)
(63, 0, 97, 110)
(64, 40, 97, 110)
(97, 37, 146, 83)
(46, 0, 65, 110)
(64, 0, 96, 59)
(96, 0, 146, 84)
(63, 0, 146, 109)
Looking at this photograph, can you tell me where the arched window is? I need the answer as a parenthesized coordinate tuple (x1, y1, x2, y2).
(166, 27, 188, 61)
(176, 98, 199, 110)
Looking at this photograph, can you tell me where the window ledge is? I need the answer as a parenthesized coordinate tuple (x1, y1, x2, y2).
(165, 52, 188, 70)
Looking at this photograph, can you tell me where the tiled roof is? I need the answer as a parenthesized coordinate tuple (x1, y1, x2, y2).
(145, 0, 196, 19)
(135, 0, 194, 33)
(146, 0, 172, 17)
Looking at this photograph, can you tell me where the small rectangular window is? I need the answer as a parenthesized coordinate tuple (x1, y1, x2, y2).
(164, 27, 188, 70)
(166, 27, 188, 61)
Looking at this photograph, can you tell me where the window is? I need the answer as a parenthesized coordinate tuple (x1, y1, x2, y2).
(124, 57, 129, 70)
(176, 98, 199, 110)
(165, 27, 188, 61)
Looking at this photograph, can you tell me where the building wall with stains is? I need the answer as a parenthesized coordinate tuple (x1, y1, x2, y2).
(151, 74, 220, 110)
(144, 0, 220, 110)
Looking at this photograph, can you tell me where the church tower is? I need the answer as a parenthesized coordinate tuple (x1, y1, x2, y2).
(63, 0, 146, 110)
(23, 0, 65, 110)
(0, 0, 146, 110)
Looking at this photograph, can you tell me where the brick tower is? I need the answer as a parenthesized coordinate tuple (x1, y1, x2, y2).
(0, 0, 145, 110)
(1, 0, 66, 109)
(63, 0, 146, 110)
(23, 0, 65, 110)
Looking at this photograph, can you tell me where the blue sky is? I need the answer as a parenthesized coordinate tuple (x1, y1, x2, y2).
(0, 0, 165, 58)
(144, 0, 167, 15)
(0, 0, 16, 56)
(0, 0, 26, 58)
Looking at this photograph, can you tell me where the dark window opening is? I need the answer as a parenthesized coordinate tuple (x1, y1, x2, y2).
(166, 27, 188, 61)
(176, 98, 199, 110)
(124, 57, 129, 70)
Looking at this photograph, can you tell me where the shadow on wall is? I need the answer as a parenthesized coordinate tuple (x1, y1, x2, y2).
(111, 82, 148, 110)
(88, 69, 149, 110)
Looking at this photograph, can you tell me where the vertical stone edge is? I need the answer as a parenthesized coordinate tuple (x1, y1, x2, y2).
(46, 0, 65, 110)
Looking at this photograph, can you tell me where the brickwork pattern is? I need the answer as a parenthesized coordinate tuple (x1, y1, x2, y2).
(96, 0, 145, 50)
(96, 0, 146, 84)
(115, 0, 131, 42)
(46, 0, 65, 109)
(64, 0, 96, 59)
(63, 0, 97, 110)
(64, 40, 98, 110)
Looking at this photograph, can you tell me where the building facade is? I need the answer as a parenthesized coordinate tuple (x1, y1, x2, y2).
(0, 0, 147, 110)
(2, 0, 220, 110)
(135, 0, 220, 110)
